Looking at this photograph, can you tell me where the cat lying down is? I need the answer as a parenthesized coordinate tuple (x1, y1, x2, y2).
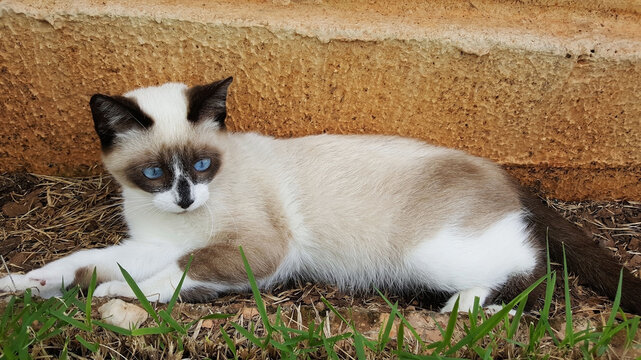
(1, 78, 640, 314)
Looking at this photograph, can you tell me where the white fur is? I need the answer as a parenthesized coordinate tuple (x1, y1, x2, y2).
(406, 212, 537, 292)
(125, 83, 192, 144)
(0, 83, 541, 312)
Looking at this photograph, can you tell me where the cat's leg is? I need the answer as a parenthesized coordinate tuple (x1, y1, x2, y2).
(0, 241, 179, 298)
(440, 287, 491, 313)
(93, 238, 287, 302)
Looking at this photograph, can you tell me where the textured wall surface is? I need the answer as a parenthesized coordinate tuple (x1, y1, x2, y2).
(1, 0, 640, 199)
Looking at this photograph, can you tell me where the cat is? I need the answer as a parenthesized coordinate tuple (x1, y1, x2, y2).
(1, 77, 640, 314)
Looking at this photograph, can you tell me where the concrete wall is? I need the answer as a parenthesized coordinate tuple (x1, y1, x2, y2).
(1, 0, 640, 200)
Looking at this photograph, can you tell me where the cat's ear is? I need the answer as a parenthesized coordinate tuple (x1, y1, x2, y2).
(186, 77, 233, 129)
(89, 94, 154, 150)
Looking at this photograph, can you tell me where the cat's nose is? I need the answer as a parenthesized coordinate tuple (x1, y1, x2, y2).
(176, 177, 193, 209)
(177, 198, 194, 209)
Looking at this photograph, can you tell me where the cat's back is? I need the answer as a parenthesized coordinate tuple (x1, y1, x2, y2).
(273, 134, 520, 244)
(277, 134, 517, 208)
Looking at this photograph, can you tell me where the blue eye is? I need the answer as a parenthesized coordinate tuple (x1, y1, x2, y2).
(194, 158, 211, 172)
(142, 167, 163, 179)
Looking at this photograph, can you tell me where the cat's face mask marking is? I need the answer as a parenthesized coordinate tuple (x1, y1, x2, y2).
(125, 146, 221, 213)
(89, 77, 233, 213)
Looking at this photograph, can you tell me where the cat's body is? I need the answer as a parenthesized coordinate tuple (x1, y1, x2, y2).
(1, 78, 640, 314)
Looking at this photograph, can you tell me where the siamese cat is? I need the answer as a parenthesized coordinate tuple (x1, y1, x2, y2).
(1, 77, 640, 314)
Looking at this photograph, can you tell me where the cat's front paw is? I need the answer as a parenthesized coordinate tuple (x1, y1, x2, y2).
(0, 273, 26, 292)
(94, 281, 167, 302)
(94, 281, 136, 299)
(0, 273, 63, 298)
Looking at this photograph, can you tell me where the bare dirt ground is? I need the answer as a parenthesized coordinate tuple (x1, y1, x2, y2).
(1, 173, 640, 359)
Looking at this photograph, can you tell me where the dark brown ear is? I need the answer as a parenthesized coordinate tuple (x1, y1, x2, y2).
(186, 77, 233, 129)
(89, 94, 154, 150)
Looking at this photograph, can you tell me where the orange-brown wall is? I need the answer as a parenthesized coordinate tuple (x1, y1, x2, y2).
(1, 0, 640, 200)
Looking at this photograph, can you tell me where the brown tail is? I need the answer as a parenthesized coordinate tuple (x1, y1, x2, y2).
(520, 190, 641, 315)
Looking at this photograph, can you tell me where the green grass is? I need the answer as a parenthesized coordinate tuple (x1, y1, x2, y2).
(0, 248, 639, 359)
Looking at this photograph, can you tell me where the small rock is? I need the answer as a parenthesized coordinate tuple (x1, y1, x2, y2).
(629, 238, 641, 250)
(98, 299, 148, 329)
(201, 319, 214, 329)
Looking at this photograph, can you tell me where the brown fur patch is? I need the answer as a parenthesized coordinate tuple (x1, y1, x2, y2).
(178, 199, 291, 285)
(180, 242, 280, 284)
(67, 266, 106, 289)
(400, 152, 522, 239)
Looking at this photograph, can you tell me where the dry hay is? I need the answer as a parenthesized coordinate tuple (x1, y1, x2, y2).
(1, 172, 640, 359)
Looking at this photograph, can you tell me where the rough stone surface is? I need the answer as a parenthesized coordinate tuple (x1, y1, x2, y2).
(0, 0, 640, 199)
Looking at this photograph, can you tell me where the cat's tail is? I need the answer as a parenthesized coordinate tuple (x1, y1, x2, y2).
(520, 189, 641, 315)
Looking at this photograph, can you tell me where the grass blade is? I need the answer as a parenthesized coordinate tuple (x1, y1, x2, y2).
(446, 275, 546, 355)
(507, 296, 527, 339)
(397, 321, 405, 352)
(353, 333, 367, 360)
(85, 267, 97, 328)
(118, 264, 160, 324)
(50, 310, 91, 332)
(59, 339, 69, 360)
(605, 269, 624, 329)
(220, 326, 238, 360)
(167, 256, 192, 315)
(93, 320, 133, 336)
(131, 326, 175, 336)
(159, 310, 187, 334)
(0, 295, 16, 333)
(239, 246, 272, 338)
(561, 245, 574, 346)
(441, 296, 460, 353)
(231, 322, 264, 347)
(377, 289, 426, 349)
(322, 333, 340, 360)
(75, 334, 99, 353)
(378, 300, 399, 351)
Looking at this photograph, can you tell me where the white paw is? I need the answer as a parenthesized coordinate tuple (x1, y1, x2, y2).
(0, 273, 64, 298)
(0, 274, 26, 292)
(440, 287, 492, 313)
(94, 281, 135, 299)
(484, 304, 517, 316)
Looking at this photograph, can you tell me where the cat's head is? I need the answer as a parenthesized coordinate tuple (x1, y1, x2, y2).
(89, 77, 233, 213)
